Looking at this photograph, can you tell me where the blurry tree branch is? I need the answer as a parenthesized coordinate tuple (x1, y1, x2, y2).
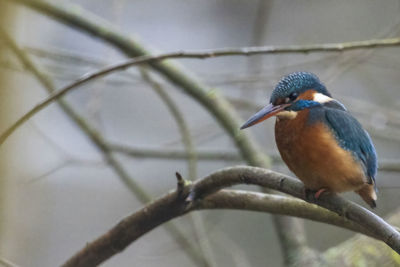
(0, 257, 20, 267)
(0, 28, 210, 267)
(139, 68, 198, 180)
(140, 68, 218, 266)
(62, 166, 400, 267)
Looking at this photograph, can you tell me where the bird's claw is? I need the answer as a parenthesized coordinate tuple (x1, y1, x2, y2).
(304, 188, 328, 203)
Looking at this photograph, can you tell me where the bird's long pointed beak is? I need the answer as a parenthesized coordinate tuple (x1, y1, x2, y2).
(240, 103, 289, 129)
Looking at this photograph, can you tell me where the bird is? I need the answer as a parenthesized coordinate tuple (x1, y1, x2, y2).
(240, 72, 378, 208)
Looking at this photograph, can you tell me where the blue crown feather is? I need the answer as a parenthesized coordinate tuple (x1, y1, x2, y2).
(270, 72, 331, 104)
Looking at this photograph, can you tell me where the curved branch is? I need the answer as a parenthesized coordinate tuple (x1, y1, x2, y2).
(62, 167, 400, 266)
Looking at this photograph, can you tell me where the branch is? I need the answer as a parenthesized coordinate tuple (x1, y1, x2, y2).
(62, 166, 399, 267)
(191, 167, 400, 252)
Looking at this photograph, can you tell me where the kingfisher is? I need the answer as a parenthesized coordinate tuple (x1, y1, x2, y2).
(240, 72, 378, 208)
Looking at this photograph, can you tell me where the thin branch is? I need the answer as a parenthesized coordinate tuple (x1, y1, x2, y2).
(62, 166, 400, 267)
(0, 28, 208, 267)
(2, 33, 400, 147)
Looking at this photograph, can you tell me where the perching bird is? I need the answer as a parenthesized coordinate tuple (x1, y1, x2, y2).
(240, 72, 378, 208)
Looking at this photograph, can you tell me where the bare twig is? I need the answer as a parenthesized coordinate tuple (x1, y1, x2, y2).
(62, 166, 400, 267)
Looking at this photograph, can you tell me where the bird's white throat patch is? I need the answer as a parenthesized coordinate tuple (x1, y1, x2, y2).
(276, 110, 298, 120)
(313, 92, 332, 103)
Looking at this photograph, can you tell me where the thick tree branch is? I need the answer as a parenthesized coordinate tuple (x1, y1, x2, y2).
(62, 166, 399, 267)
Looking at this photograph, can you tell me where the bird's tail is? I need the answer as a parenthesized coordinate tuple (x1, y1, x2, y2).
(355, 184, 377, 208)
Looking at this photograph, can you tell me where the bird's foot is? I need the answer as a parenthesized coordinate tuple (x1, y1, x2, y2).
(314, 188, 327, 199)
(304, 188, 329, 203)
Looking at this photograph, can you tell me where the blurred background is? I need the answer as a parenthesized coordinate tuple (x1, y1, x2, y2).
(1, 0, 400, 266)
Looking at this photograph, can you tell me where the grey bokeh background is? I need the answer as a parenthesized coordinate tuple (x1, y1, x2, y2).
(1, 0, 400, 266)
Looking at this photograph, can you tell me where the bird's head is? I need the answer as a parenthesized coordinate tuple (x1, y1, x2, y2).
(240, 72, 332, 129)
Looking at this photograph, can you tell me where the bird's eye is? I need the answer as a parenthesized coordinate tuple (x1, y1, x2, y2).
(288, 92, 298, 101)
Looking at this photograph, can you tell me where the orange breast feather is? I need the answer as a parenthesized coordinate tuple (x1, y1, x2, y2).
(275, 109, 366, 193)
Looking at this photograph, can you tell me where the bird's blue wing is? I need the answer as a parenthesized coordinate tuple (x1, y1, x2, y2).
(324, 106, 377, 184)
